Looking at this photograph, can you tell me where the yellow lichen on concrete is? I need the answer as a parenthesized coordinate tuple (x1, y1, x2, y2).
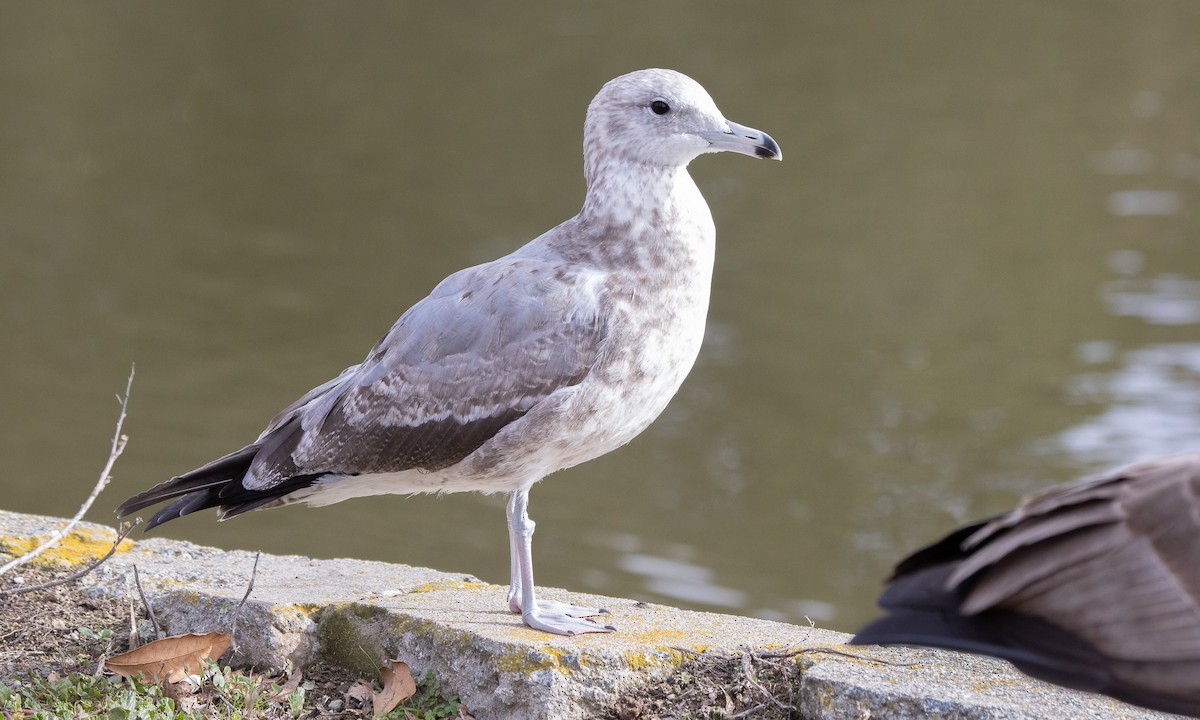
(273, 604, 316, 624)
(406, 579, 490, 594)
(616, 630, 713, 672)
(622, 650, 670, 671)
(972, 676, 1022, 693)
(290, 602, 322, 617)
(495, 645, 590, 676)
(622, 645, 698, 671)
(146, 577, 188, 589)
(817, 685, 834, 708)
(0, 527, 134, 568)
(622, 629, 689, 645)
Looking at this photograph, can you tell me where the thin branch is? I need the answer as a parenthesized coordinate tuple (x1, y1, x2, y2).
(0, 363, 135, 577)
(229, 552, 260, 656)
(134, 564, 162, 640)
(0, 521, 137, 597)
(729, 702, 767, 719)
(757, 644, 922, 668)
(740, 651, 795, 712)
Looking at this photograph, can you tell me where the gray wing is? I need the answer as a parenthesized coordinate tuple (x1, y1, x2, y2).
(244, 256, 608, 489)
(952, 453, 1200, 663)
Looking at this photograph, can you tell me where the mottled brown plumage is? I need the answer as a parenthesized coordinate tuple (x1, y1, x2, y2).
(853, 453, 1200, 717)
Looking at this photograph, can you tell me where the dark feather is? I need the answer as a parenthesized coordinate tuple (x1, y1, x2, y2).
(116, 256, 606, 529)
(113, 442, 315, 531)
(852, 453, 1200, 718)
(115, 444, 261, 517)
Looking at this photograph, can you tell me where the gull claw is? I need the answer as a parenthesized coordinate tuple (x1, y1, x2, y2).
(511, 597, 607, 619)
(510, 598, 615, 634)
(522, 608, 615, 636)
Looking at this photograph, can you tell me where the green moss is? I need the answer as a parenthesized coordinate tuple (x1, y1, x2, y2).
(352, 603, 389, 621)
(316, 603, 391, 676)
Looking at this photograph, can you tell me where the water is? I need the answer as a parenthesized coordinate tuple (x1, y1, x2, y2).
(3, 1, 1200, 632)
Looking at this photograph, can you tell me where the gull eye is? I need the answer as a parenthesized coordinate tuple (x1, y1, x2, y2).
(650, 100, 671, 115)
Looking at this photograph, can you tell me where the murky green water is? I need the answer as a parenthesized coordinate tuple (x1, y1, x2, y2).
(3, 2, 1199, 632)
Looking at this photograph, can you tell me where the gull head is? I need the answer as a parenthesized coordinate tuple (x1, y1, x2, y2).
(583, 68, 781, 177)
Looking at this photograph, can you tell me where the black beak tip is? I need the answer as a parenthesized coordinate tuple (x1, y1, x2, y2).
(755, 133, 782, 160)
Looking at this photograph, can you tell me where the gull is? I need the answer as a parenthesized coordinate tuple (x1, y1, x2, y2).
(117, 68, 781, 635)
(853, 453, 1200, 717)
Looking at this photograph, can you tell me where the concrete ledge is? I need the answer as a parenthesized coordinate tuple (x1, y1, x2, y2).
(0, 510, 1178, 720)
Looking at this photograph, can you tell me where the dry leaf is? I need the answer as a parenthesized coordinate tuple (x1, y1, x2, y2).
(345, 678, 374, 710)
(268, 666, 304, 701)
(103, 631, 230, 684)
(163, 679, 200, 701)
(458, 705, 477, 720)
(374, 660, 417, 717)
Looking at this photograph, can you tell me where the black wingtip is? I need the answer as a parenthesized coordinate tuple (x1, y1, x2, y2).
(114, 445, 265, 530)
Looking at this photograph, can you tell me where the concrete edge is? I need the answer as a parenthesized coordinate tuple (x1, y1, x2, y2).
(0, 509, 1177, 720)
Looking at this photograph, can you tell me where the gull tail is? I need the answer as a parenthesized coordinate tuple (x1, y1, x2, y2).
(116, 443, 319, 530)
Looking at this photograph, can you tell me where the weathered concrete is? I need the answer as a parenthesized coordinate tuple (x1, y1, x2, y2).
(0, 509, 1182, 720)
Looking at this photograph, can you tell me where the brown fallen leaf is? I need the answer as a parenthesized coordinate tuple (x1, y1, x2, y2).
(267, 666, 304, 702)
(374, 660, 417, 717)
(345, 678, 374, 710)
(103, 631, 230, 684)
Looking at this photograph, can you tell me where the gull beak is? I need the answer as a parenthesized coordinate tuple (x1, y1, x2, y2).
(698, 121, 782, 161)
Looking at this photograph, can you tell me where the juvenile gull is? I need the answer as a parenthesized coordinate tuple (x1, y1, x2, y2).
(117, 68, 781, 635)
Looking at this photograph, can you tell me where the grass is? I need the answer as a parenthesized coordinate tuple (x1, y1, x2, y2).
(0, 565, 469, 719)
(1, 563, 802, 719)
(0, 656, 468, 719)
(1, 671, 187, 719)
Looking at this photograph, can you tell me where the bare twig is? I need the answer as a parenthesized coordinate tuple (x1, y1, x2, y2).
(128, 601, 140, 651)
(740, 650, 795, 712)
(754, 643, 921, 668)
(801, 647, 920, 667)
(134, 565, 162, 640)
(0, 521, 137, 597)
(729, 702, 768, 719)
(0, 364, 135, 577)
(229, 552, 260, 656)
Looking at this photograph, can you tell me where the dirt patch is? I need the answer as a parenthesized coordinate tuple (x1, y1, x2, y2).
(0, 565, 128, 684)
(0, 565, 376, 717)
(2, 565, 803, 719)
(606, 648, 806, 720)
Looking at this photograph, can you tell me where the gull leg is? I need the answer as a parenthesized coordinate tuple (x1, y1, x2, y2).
(505, 488, 613, 635)
(506, 493, 523, 614)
